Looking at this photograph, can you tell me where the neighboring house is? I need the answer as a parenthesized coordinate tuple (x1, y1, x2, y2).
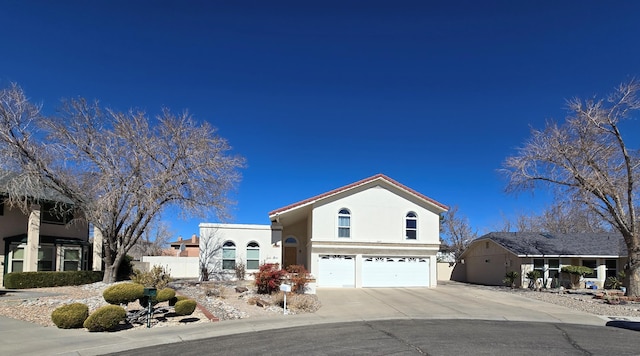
(1, 197, 91, 287)
(166, 234, 200, 257)
(460, 232, 627, 289)
(200, 174, 448, 288)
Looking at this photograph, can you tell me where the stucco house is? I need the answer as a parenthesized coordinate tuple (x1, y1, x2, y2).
(460, 232, 627, 289)
(0, 196, 91, 287)
(199, 174, 448, 288)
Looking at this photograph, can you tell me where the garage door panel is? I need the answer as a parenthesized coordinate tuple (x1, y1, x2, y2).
(362, 257, 429, 287)
(318, 255, 355, 287)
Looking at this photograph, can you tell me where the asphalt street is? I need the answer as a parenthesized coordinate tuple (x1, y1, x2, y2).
(103, 319, 640, 356)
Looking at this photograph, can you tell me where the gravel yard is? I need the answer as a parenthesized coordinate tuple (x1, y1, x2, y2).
(0, 281, 638, 331)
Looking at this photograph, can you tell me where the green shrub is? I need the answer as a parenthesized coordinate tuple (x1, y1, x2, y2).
(102, 283, 144, 305)
(503, 271, 519, 288)
(156, 288, 176, 303)
(51, 303, 89, 329)
(561, 265, 594, 289)
(605, 271, 626, 290)
(174, 299, 197, 316)
(254, 263, 287, 294)
(4, 271, 103, 289)
(169, 295, 189, 306)
(130, 265, 172, 289)
(83, 305, 126, 332)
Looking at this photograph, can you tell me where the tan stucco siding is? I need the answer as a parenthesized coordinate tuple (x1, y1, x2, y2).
(463, 240, 516, 286)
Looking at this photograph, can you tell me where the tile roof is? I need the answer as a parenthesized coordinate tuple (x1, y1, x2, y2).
(479, 232, 627, 256)
(268, 173, 448, 217)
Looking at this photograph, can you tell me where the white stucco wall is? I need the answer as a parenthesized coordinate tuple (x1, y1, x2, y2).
(311, 184, 441, 243)
(199, 223, 279, 277)
(141, 256, 199, 279)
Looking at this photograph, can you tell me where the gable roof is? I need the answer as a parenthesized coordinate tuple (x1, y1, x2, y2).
(268, 173, 448, 218)
(471, 232, 627, 257)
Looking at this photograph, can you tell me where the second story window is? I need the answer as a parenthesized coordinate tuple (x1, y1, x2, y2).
(405, 212, 417, 239)
(338, 208, 351, 238)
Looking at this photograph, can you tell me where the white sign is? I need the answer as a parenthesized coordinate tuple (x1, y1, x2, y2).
(279, 284, 291, 292)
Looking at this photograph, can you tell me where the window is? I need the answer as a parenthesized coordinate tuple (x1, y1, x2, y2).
(605, 259, 617, 278)
(222, 241, 236, 270)
(581, 259, 598, 278)
(11, 246, 24, 273)
(405, 212, 417, 239)
(548, 259, 560, 280)
(62, 248, 81, 271)
(338, 209, 351, 238)
(533, 258, 544, 278)
(37, 246, 54, 271)
(246, 242, 260, 270)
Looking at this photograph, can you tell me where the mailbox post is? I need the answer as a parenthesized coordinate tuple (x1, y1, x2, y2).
(279, 284, 291, 315)
(143, 287, 157, 328)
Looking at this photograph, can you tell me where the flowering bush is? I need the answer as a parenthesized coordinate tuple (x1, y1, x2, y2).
(254, 263, 287, 294)
(286, 265, 311, 293)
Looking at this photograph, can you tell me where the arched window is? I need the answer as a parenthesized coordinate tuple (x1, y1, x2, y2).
(246, 242, 260, 270)
(338, 208, 351, 238)
(222, 241, 236, 270)
(405, 212, 417, 240)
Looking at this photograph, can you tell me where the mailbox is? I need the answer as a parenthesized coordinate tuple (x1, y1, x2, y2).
(143, 287, 157, 297)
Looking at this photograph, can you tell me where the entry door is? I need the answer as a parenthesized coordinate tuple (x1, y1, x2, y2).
(284, 247, 297, 268)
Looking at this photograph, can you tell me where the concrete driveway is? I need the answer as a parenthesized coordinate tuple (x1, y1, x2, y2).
(313, 282, 606, 326)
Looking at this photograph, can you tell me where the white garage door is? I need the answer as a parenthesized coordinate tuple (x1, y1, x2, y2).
(318, 255, 355, 287)
(362, 257, 429, 287)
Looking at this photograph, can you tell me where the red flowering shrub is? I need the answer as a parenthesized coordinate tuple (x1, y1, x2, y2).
(286, 265, 310, 294)
(254, 263, 287, 294)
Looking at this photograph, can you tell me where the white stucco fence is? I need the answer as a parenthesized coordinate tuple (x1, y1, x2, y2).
(141, 256, 199, 279)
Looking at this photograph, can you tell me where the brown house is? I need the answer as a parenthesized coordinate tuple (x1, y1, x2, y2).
(166, 234, 200, 257)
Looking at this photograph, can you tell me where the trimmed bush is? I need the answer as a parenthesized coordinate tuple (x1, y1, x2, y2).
(4, 271, 103, 289)
(169, 295, 189, 306)
(156, 288, 176, 303)
(103, 283, 144, 305)
(83, 305, 126, 332)
(51, 303, 89, 329)
(561, 265, 594, 289)
(174, 299, 197, 316)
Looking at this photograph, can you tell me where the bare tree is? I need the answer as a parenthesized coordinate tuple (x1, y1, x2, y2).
(503, 80, 640, 296)
(129, 220, 174, 258)
(498, 199, 610, 234)
(441, 205, 477, 262)
(0, 83, 244, 282)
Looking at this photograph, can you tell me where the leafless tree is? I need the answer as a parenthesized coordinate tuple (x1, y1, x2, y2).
(498, 199, 610, 234)
(129, 220, 174, 258)
(503, 80, 640, 296)
(0, 83, 244, 282)
(441, 205, 477, 262)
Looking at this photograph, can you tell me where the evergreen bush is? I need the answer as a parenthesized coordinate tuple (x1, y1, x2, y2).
(4, 271, 103, 289)
(174, 299, 197, 316)
(51, 303, 89, 329)
(102, 283, 144, 305)
(83, 305, 126, 332)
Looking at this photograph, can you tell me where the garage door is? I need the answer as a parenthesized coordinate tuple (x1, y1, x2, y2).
(318, 255, 355, 287)
(362, 257, 429, 287)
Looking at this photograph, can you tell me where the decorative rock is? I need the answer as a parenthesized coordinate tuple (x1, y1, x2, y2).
(235, 286, 248, 293)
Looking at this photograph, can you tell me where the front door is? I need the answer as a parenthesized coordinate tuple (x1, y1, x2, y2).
(284, 246, 297, 268)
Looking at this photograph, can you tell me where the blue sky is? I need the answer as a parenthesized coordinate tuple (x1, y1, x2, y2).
(2, 1, 640, 241)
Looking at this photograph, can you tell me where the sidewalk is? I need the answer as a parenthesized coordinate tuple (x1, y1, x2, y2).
(0, 284, 630, 356)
